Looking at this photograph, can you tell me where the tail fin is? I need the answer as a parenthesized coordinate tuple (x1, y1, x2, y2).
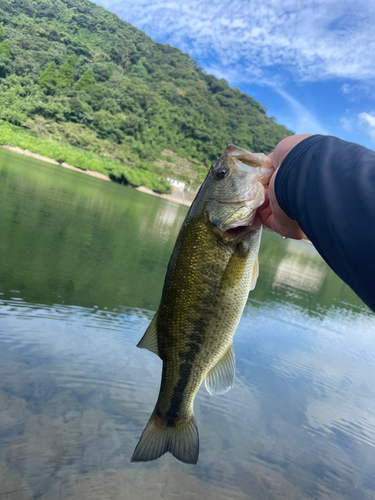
(131, 412, 199, 465)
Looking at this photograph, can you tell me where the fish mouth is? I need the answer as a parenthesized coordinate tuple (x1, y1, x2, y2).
(223, 225, 253, 239)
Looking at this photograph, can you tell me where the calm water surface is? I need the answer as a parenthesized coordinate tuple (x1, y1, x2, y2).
(0, 148, 374, 500)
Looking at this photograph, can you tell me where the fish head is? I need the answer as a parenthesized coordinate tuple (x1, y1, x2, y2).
(205, 144, 274, 241)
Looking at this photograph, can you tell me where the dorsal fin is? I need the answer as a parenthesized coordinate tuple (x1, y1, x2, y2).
(205, 344, 235, 395)
(137, 311, 160, 357)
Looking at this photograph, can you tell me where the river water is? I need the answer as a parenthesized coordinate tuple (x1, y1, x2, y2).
(0, 148, 374, 500)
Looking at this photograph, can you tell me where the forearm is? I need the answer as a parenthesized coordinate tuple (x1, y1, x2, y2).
(274, 135, 375, 312)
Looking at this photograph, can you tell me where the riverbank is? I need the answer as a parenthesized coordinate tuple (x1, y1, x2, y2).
(0, 144, 192, 207)
(0, 120, 171, 193)
(1, 145, 111, 181)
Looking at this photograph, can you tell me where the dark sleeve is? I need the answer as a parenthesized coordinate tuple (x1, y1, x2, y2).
(274, 135, 375, 313)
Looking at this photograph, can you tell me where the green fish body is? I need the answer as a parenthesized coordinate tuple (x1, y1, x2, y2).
(132, 145, 274, 464)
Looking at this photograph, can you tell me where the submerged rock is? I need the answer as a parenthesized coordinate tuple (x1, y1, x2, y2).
(0, 462, 33, 500)
(0, 390, 31, 429)
(39, 467, 253, 500)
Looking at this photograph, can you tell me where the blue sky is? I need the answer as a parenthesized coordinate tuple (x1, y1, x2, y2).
(95, 0, 375, 150)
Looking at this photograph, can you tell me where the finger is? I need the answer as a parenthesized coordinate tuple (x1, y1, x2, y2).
(257, 190, 274, 228)
(268, 170, 306, 240)
(258, 186, 269, 210)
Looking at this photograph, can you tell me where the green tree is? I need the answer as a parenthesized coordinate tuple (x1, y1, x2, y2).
(37, 62, 57, 91)
(92, 62, 112, 82)
(0, 26, 4, 43)
(56, 54, 77, 89)
(75, 69, 95, 92)
(0, 41, 10, 60)
(0, 55, 9, 79)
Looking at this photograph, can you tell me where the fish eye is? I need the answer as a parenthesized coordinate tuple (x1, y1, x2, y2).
(215, 167, 228, 180)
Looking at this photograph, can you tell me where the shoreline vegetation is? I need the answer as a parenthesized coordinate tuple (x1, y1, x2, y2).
(0, 144, 111, 181)
(0, 119, 174, 195)
(0, 141, 192, 206)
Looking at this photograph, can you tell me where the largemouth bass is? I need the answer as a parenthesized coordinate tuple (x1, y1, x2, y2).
(131, 145, 274, 464)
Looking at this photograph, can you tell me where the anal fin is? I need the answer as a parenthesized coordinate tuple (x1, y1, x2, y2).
(205, 344, 235, 395)
(136, 311, 159, 357)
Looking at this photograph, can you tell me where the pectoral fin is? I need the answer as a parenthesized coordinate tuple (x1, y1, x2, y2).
(136, 311, 160, 357)
(250, 255, 259, 291)
(205, 344, 235, 395)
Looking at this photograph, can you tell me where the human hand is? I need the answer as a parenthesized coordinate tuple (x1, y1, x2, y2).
(257, 135, 312, 240)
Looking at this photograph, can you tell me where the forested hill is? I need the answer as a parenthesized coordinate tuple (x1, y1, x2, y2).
(0, 0, 292, 193)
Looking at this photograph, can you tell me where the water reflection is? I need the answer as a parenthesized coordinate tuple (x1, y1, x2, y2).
(152, 201, 182, 242)
(0, 149, 375, 500)
(272, 241, 328, 293)
(1, 295, 374, 500)
(0, 149, 188, 311)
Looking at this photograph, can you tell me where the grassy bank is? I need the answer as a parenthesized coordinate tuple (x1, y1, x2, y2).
(0, 120, 171, 194)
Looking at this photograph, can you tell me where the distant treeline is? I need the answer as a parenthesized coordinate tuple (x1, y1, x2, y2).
(0, 0, 293, 192)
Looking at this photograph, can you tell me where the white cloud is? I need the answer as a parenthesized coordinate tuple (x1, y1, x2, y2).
(358, 112, 375, 142)
(340, 116, 352, 132)
(340, 83, 370, 102)
(341, 84, 352, 95)
(96, 0, 375, 83)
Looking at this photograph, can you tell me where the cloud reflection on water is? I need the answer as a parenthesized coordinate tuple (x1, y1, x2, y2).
(272, 242, 328, 293)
